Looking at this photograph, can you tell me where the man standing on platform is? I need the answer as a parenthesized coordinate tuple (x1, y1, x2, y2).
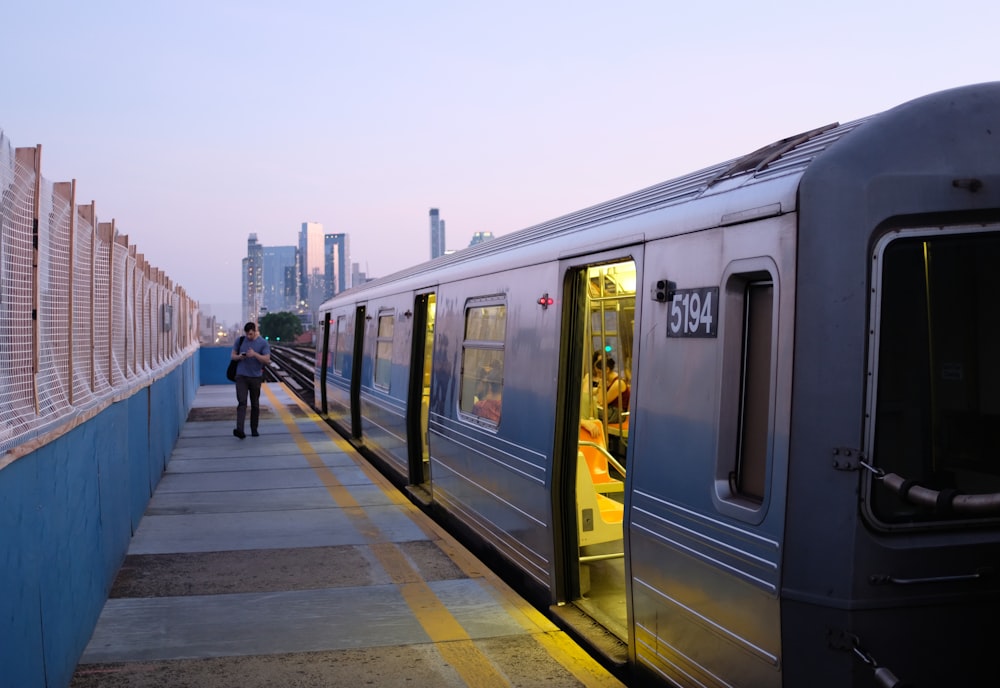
(231, 322, 271, 438)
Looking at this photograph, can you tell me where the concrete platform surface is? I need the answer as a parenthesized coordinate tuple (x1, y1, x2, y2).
(71, 383, 625, 687)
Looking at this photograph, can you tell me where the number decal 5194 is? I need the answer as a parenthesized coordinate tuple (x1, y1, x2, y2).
(667, 287, 719, 338)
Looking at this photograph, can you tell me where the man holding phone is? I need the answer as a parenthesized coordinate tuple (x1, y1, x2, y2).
(231, 321, 271, 438)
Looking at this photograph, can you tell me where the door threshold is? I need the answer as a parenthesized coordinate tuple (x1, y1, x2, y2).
(404, 483, 433, 507)
(548, 603, 628, 668)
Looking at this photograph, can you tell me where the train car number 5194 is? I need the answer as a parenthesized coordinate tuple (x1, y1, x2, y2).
(667, 287, 719, 338)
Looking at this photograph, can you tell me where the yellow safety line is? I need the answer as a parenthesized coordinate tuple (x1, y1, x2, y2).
(262, 384, 511, 687)
(273, 383, 626, 687)
(414, 523, 625, 687)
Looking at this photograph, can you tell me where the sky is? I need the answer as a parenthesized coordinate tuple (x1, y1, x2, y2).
(2, 1, 998, 325)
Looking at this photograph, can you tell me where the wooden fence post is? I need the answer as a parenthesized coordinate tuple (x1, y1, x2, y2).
(15, 145, 41, 414)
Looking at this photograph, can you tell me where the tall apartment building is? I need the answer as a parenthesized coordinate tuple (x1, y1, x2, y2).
(324, 232, 350, 298)
(430, 208, 446, 259)
(241, 233, 264, 324)
(298, 222, 325, 310)
(261, 245, 298, 314)
(351, 262, 369, 287)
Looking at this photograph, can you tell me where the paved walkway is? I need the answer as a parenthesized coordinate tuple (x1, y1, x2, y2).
(71, 383, 625, 687)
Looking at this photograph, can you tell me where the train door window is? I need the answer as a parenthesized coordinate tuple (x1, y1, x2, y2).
(333, 315, 347, 374)
(328, 316, 339, 372)
(868, 228, 1000, 527)
(374, 310, 394, 390)
(585, 262, 635, 456)
(736, 282, 772, 501)
(716, 266, 776, 519)
(459, 298, 506, 426)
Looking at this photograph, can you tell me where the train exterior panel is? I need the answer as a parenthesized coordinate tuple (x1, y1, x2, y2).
(316, 83, 1000, 687)
(779, 88, 1000, 686)
(426, 265, 565, 585)
(629, 212, 796, 685)
(356, 292, 416, 472)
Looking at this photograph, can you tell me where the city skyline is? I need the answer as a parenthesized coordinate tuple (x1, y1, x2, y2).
(239, 222, 348, 326)
(177, 209, 480, 326)
(3, 2, 998, 327)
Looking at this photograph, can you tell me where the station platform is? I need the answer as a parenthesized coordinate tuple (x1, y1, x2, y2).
(70, 383, 624, 687)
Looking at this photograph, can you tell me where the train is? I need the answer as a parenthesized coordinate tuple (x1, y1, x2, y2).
(313, 82, 1000, 687)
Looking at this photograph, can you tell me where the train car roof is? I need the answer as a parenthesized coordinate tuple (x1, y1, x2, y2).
(320, 120, 860, 308)
(320, 82, 999, 310)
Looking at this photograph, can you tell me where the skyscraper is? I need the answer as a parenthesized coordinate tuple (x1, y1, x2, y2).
(351, 262, 369, 287)
(430, 208, 446, 259)
(242, 233, 264, 324)
(298, 221, 324, 311)
(261, 245, 298, 313)
(324, 233, 350, 298)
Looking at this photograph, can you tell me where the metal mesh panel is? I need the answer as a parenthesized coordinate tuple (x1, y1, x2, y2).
(91, 231, 112, 394)
(72, 209, 94, 404)
(110, 242, 128, 387)
(137, 267, 148, 373)
(170, 292, 181, 356)
(144, 280, 153, 369)
(0, 140, 38, 452)
(124, 254, 136, 377)
(36, 181, 72, 417)
(151, 280, 161, 367)
(163, 291, 173, 361)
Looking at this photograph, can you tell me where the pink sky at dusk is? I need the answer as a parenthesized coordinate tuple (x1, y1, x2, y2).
(3, 1, 997, 324)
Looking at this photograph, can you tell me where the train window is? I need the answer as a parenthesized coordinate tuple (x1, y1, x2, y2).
(869, 230, 1000, 527)
(460, 299, 506, 426)
(326, 313, 340, 368)
(715, 267, 776, 520)
(374, 310, 394, 390)
(333, 315, 347, 373)
(736, 281, 773, 502)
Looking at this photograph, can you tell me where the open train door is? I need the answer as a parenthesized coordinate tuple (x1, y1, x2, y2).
(405, 291, 436, 490)
(317, 311, 331, 415)
(552, 249, 642, 663)
(349, 304, 366, 439)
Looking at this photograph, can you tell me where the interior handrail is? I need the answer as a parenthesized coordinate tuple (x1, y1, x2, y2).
(579, 440, 626, 478)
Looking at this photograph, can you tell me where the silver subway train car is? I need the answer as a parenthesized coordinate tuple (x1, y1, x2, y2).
(315, 83, 1000, 687)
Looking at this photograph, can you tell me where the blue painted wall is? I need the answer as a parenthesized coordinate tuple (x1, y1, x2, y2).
(201, 345, 237, 386)
(0, 351, 199, 688)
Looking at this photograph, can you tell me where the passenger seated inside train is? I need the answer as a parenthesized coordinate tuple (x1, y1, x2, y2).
(472, 364, 502, 423)
(593, 353, 630, 424)
(579, 369, 625, 488)
(580, 362, 604, 441)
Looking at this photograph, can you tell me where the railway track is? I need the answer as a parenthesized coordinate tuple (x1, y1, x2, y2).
(266, 345, 316, 407)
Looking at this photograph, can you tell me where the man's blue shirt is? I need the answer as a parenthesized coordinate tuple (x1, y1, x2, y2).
(234, 336, 270, 378)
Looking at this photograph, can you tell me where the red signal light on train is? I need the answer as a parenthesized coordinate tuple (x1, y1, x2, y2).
(537, 294, 554, 308)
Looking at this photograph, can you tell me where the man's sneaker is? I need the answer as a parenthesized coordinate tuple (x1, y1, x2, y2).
(251, 430, 260, 437)
(233, 428, 246, 439)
